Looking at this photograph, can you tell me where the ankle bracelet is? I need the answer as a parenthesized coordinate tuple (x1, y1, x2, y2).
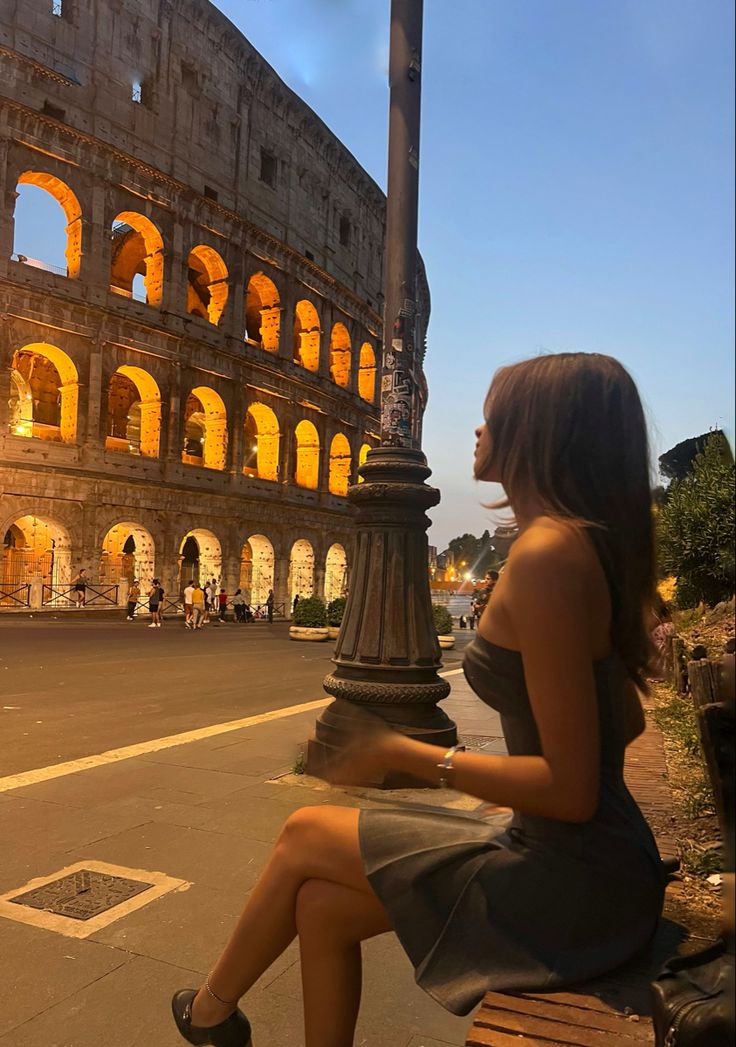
(205, 975, 238, 1008)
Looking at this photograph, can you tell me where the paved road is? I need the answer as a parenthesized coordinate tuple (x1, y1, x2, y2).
(0, 617, 466, 777)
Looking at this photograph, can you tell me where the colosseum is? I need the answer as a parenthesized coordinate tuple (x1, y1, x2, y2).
(0, 0, 430, 617)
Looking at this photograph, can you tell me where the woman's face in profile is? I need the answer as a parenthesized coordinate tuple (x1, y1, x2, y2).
(474, 421, 499, 482)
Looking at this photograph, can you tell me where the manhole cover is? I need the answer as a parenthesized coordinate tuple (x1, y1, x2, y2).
(9, 868, 153, 921)
(460, 734, 497, 751)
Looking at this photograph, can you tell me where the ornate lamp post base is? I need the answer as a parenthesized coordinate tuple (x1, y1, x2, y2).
(306, 446, 457, 786)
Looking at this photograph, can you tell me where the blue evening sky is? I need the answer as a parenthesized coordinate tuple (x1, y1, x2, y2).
(14, 0, 735, 549)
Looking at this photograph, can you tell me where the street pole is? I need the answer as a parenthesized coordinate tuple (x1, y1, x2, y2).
(307, 0, 457, 784)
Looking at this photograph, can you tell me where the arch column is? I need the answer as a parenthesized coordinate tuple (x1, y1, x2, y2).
(315, 560, 326, 602)
(59, 381, 80, 443)
(84, 343, 103, 449)
(273, 549, 289, 614)
(229, 386, 245, 477)
(0, 187, 18, 271)
(164, 364, 182, 463)
(139, 398, 162, 458)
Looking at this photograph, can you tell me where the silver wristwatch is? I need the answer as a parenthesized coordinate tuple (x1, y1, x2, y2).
(437, 744, 466, 789)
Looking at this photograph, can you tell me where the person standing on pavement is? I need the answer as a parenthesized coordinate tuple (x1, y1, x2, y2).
(292, 592, 300, 616)
(71, 569, 87, 607)
(266, 589, 274, 624)
(232, 589, 246, 623)
(218, 588, 228, 622)
(183, 580, 195, 628)
(171, 352, 665, 1047)
(191, 583, 205, 629)
(202, 581, 212, 625)
(126, 580, 140, 621)
(148, 578, 164, 628)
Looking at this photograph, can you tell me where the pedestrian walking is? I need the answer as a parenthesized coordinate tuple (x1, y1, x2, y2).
(148, 578, 164, 628)
(191, 583, 205, 629)
(218, 588, 228, 622)
(126, 580, 140, 620)
(71, 569, 87, 607)
(232, 589, 246, 623)
(203, 582, 212, 625)
(172, 352, 666, 1047)
(266, 588, 274, 624)
(292, 592, 300, 616)
(183, 580, 194, 628)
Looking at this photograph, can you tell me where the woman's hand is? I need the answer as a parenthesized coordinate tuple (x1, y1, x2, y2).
(320, 714, 412, 787)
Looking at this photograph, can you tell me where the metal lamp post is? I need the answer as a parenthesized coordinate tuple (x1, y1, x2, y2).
(306, 0, 457, 783)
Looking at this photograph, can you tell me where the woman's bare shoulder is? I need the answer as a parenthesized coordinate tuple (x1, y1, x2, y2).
(508, 516, 592, 576)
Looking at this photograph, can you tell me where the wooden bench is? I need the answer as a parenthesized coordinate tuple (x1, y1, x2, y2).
(464, 714, 688, 1046)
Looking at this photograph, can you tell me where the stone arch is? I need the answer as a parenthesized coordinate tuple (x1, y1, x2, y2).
(178, 528, 222, 591)
(15, 172, 82, 278)
(1, 514, 72, 598)
(358, 442, 372, 483)
(358, 342, 377, 403)
(245, 272, 280, 351)
(9, 342, 78, 442)
(325, 542, 348, 603)
(110, 211, 164, 307)
(328, 433, 352, 496)
(182, 387, 228, 470)
(239, 534, 275, 605)
(329, 322, 351, 388)
(288, 538, 314, 607)
(187, 245, 229, 325)
(105, 365, 161, 457)
(243, 403, 279, 481)
(294, 419, 320, 490)
(99, 522, 155, 587)
(293, 300, 320, 372)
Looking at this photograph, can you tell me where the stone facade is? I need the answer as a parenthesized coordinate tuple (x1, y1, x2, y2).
(0, 0, 430, 614)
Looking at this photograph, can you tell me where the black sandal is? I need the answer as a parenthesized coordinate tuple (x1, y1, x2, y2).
(171, 990, 252, 1047)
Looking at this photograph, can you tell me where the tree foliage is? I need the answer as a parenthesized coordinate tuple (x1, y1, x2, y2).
(326, 597, 346, 627)
(657, 435, 735, 607)
(445, 530, 503, 576)
(659, 429, 729, 482)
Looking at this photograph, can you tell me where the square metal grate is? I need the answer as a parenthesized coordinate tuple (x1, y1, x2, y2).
(9, 868, 153, 921)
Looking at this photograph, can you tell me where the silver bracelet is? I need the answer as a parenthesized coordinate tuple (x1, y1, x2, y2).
(437, 744, 466, 789)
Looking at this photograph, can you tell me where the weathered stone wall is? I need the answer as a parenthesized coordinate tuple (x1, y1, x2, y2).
(0, 0, 432, 611)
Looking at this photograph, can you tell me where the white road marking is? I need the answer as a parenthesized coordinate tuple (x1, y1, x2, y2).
(0, 666, 464, 794)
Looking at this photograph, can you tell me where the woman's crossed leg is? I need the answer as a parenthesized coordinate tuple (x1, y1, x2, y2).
(190, 804, 392, 1047)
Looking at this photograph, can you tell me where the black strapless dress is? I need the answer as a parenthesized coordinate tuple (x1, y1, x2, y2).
(358, 635, 666, 1016)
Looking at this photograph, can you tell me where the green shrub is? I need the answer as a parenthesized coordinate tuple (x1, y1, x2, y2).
(432, 603, 454, 636)
(326, 597, 347, 627)
(293, 596, 327, 628)
(657, 435, 735, 607)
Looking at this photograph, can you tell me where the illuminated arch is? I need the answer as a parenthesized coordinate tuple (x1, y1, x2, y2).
(1, 515, 72, 601)
(178, 528, 222, 590)
(187, 245, 229, 325)
(9, 342, 78, 442)
(15, 172, 82, 278)
(293, 300, 320, 372)
(329, 322, 351, 388)
(288, 538, 314, 607)
(325, 543, 348, 603)
(182, 387, 228, 470)
(294, 419, 320, 490)
(358, 342, 377, 403)
(105, 365, 161, 457)
(328, 433, 352, 496)
(239, 534, 275, 604)
(245, 273, 280, 352)
(357, 442, 372, 484)
(110, 211, 164, 306)
(243, 403, 280, 481)
(99, 522, 155, 587)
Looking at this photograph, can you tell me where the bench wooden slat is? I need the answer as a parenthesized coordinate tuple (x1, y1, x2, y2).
(477, 991, 652, 1037)
(473, 1007, 649, 1046)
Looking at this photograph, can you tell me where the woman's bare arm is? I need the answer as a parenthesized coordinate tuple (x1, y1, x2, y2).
(346, 526, 603, 823)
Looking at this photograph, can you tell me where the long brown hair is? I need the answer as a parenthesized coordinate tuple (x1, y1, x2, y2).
(480, 353, 655, 688)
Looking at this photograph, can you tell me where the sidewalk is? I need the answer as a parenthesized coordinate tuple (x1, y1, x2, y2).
(0, 674, 675, 1047)
(0, 673, 503, 1047)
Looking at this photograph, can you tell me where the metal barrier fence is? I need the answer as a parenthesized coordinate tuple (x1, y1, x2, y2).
(126, 598, 286, 620)
(42, 584, 119, 607)
(0, 584, 31, 608)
